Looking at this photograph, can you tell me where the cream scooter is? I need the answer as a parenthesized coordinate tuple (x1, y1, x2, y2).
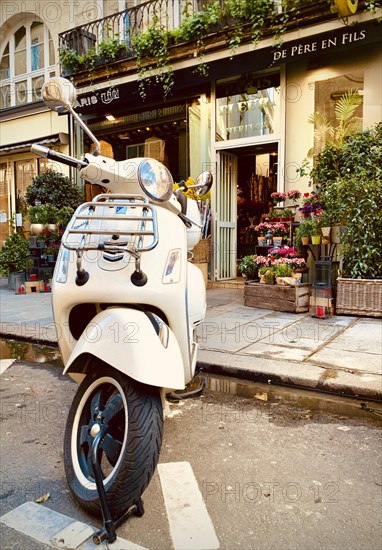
(31, 77, 212, 542)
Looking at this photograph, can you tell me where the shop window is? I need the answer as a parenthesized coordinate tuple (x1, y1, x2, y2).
(0, 163, 7, 196)
(126, 143, 145, 159)
(15, 159, 36, 200)
(314, 73, 364, 146)
(0, 163, 9, 241)
(38, 158, 50, 173)
(0, 19, 55, 109)
(216, 72, 280, 142)
(15, 26, 27, 76)
(0, 43, 10, 80)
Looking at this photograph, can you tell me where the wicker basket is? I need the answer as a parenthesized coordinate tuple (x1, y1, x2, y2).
(336, 278, 382, 317)
(191, 238, 211, 263)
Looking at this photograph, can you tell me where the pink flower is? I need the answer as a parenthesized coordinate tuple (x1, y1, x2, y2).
(271, 192, 287, 204)
(287, 190, 301, 200)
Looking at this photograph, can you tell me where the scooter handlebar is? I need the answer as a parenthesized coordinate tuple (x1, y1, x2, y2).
(31, 144, 88, 170)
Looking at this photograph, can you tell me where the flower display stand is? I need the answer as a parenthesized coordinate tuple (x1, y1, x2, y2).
(244, 282, 311, 313)
(336, 278, 382, 317)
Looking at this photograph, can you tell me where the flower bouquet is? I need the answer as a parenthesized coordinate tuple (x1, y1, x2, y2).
(271, 191, 286, 205)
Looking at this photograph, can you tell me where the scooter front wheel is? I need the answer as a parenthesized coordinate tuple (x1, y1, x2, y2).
(63, 364, 163, 518)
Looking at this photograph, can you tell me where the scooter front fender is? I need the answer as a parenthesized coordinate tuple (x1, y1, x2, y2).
(64, 308, 186, 390)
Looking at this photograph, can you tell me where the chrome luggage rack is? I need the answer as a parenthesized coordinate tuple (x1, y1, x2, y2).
(62, 194, 158, 255)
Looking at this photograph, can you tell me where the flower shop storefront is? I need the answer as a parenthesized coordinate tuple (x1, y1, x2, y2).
(238, 122, 382, 318)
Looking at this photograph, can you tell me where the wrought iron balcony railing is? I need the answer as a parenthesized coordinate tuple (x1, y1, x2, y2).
(58, 0, 343, 75)
(59, 0, 209, 60)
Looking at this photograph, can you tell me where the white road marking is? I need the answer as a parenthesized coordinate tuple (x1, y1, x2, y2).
(0, 501, 146, 549)
(158, 461, 220, 550)
(0, 462, 220, 549)
(0, 359, 14, 375)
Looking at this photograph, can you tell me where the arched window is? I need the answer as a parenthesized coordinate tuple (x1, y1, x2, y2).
(0, 19, 55, 109)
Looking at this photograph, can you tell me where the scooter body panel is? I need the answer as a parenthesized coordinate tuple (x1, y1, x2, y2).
(63, 308, 186, 390)
(52, 205, 206, 387)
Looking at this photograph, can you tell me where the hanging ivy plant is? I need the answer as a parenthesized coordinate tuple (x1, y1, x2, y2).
(175, 1, 222, 75)
(223, 0, 277, 54)
(131, 17, 174, 100)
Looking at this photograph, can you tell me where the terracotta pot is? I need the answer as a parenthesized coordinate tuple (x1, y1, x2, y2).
(321, 227, 331, 237)
(301, 236, 310, 245)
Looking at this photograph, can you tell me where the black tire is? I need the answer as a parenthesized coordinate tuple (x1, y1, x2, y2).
(63, 364, 163, 518)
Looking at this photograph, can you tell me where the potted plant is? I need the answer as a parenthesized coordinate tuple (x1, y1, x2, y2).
(311, 123, 382, 316)
(239, 255, 258, 281)
(287, 189, 302, 207)
(280, 207, 294, 221)
(309, 219, 321, 245)
(317, 211, 333, 244)
(271, 191, 286, 205)
(44, 245, 59, 262)
(25, 169, 84, 210)
(296, 219, 314, 247)
(259, 265, 275, 285)
(0, 231, 29, 288)
(271, 222, 288, 246)
(28, 204, 60, 232)
(274, 262, 293, 285)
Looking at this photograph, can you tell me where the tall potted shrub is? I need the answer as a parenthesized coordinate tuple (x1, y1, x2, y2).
(0, 230, 29, 289)
(313, 123, 382, 316)
(26, 169, 83, 234)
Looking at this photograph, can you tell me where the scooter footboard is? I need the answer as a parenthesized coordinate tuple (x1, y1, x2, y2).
(64, 308, 186, 390)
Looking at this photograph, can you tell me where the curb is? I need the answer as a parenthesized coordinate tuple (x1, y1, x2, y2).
(197, 349, 382, 402)
(1, 327, 381, 403)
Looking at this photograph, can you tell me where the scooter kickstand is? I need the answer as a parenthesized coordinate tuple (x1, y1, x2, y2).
(91, 429, 117, 544)
(90, 429, 145, 545)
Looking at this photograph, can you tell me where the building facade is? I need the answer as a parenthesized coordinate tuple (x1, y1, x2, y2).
(1, 1, 381, 279)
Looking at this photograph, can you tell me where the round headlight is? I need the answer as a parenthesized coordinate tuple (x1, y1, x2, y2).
(138, 159, 173, 201)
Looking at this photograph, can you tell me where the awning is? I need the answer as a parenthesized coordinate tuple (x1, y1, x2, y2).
(0, 135, 60, 155)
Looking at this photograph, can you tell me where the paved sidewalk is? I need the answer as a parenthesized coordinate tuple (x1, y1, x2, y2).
(0, 279, 381, 401)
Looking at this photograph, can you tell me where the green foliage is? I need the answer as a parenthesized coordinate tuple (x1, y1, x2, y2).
(296, 219, 316, 238)
(224, 0, 277, 52)
(131, 18, 174, 100)
(130, 0, 281, 98)
(274, 263, 293, 277)
(98, 35, 127, 61)
(318, 210, 334, 228)
(327, 174, 382, 279)
(308, 90, 362, 157)
(25, 169, 84, 210)
(28, 204, 60, 224)
(56, 206, 75, 227)
(59, 45, 81, 73)
(178, 1, 221, 41)
(317, 124, 382, 279)
(239, 255, 258, 278)
(0, 231, 29, 276)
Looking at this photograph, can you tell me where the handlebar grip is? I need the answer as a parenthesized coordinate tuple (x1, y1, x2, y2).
(31, 144, 88, 170)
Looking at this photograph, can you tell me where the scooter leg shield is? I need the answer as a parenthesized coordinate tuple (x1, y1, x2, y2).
(64, 309, 186, 390)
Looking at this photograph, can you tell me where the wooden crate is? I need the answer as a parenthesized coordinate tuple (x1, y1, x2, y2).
(244, 282, 311, 313)
(336, 278, 382, 317)
(25, 280, 44, 293)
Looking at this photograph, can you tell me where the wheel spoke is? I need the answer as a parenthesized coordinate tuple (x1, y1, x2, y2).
(100, 433, 122, 466)
(102, 394, 124, 423)
(90, 389, 103, 419)
(79, 424, 91, 446)
(86, 448, 95, 479)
